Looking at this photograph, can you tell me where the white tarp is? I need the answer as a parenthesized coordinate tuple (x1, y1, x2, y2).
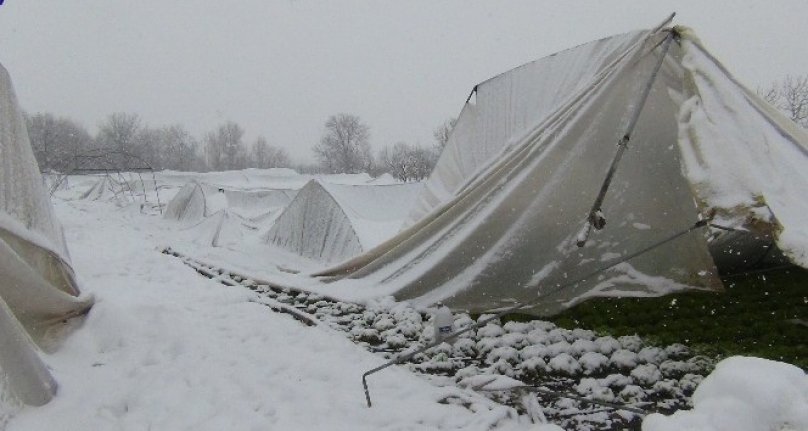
(265, 180, 422, 263)
(675, 32, 808, 267)
(189, 210, 246, 248)
(222, 188, 297, 220)
(315, 25, 808, 314)
(164, 181, 298, 250)
(163, 181, 214, 223)
(0, 62, 93, 405)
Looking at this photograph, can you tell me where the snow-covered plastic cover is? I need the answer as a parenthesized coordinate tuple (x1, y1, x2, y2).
(0, 63, 92, 336)
(0, 63, 93, 405)
(164, 181, 210, 223)
(265, 180, 422, 263)
(675, 30, 808, 267)
(166, 180, 297, 224)
(317, 25, 808, 314)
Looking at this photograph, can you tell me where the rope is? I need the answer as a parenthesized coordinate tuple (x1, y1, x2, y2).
(362, 219, 709, 407)
(720, 264, 795, 280)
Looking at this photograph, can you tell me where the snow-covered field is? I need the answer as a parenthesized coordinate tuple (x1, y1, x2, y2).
(5, 198, 526, 430)
(3, 174, 807, 430)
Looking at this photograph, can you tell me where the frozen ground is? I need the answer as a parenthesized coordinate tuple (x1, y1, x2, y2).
(4, 177, 807, 430)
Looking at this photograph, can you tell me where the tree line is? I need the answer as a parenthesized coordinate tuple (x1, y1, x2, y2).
(312, 113, 456, 182)
(24, 110, 455, 182)
(25, 73, 806, 180)
(25, 112, 291, 174)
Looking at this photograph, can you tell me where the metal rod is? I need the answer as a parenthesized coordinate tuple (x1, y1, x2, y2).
(465, 85, 478, 104)
(577, 30, 675, 247)
(151, 169, 163, 215)
(492, 386, 650, 415)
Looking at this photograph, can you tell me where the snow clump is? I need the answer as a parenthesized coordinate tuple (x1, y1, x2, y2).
(642, 356, 808, 431)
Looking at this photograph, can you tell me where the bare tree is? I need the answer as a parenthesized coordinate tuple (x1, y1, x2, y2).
(205, 121, 247, 171)
(160, 125, 199, 171)
(759, 74, 808, 128)
(24, 112, 93, 173)
(313, 113, 372, 174)
(378, 142, 409, 180)
(377, 142, 437, 182)
(268, 147, 291, 168)
(96, 112, 143, 154)
(408, 145, 437, 181)
(250, 136, 291, 168)
(293, 162, 324, 175)
(204, 130, 223, 171)
(433, 117, 457, 150)
(135, 127, 164, 170)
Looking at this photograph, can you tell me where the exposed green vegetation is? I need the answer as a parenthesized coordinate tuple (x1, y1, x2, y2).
(546, 266, 807, 369)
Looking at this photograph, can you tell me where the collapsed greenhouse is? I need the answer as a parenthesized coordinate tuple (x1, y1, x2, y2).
(311, 22, 808, 315)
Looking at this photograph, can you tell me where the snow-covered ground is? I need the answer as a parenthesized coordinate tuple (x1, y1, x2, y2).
(4, 175, 807, 430)
(5, 199, 526, 430)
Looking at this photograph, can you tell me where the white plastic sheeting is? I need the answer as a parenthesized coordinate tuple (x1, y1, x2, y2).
(165, 181, 297, 224)
(405, 30, 648, 226)
(0, 62, 92, 405)
(164, 181, 207, 223)
(189, 210, 246, 248)
(265, 180, 422, 263)
(223, 188, 297, 219)
(165, 181, 298, 250)
(79, 175, 131, 203)
(157, 169, 372, 192)
(315, 25, 808, 314)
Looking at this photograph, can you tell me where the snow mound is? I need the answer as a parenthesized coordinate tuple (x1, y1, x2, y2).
(366, 173, 400, 185)
(642, 356, 808, 431)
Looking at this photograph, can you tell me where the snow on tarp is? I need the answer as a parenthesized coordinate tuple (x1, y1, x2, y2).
(366, 173, 400, 185)
(676, 30, 808, 268)
(79, 175, 130, 202)
(0, 62, 92, 406)
(163, 181, 227, 223)
(188, 210, 247, 248)
(313, 24, 808, 314)
(222, 188, 297, 219)
(157, 168, 372, 192)
(165, 180, 296, 230)
(265, 180, 422, 263)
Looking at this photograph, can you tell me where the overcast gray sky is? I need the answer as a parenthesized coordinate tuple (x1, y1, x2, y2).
(1, 1, 807, 162)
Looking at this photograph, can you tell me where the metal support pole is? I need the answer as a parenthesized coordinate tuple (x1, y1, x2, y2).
(577, 30, 675, 247)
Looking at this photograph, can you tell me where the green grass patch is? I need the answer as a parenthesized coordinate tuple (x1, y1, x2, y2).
(545, 266, 808, 369)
